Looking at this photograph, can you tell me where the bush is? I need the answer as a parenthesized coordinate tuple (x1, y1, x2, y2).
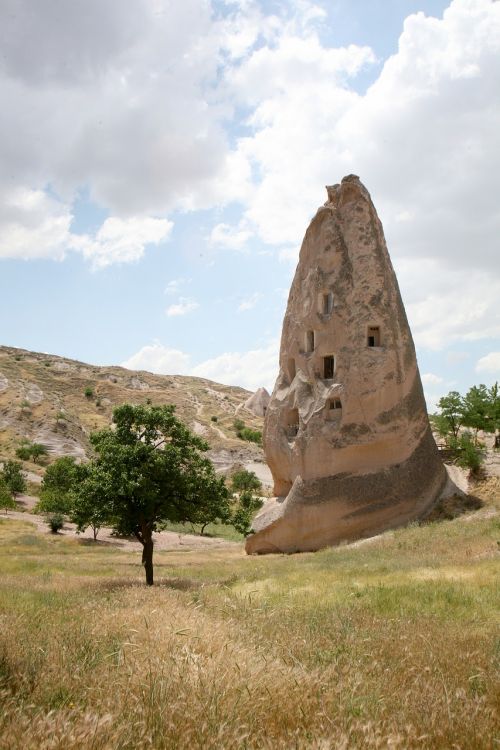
(47, 513, 64, 533)
(453, 433, 485, 475)
(84, 387, 94, 399)
(15, 442, 48, 463)
(237, 427, 262, 446)
(211, 416, 218, 423)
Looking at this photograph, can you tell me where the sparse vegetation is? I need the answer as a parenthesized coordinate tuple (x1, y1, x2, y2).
(233, 418, 263, 445)
(210, 415, 217, 422)
(84, 386, 94, 399)
(230, 469, 263, 535)
(15, 441, 48, 463)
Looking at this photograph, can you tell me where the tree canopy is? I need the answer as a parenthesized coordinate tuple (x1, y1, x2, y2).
(71, 404, 230, 584)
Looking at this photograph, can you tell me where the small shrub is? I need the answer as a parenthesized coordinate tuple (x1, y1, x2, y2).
(44, 361, 51, 367)
(453, 433, 485, 474)
(233, 418, 245, 432)
(238, 427, 263, 445)
(211, 416, 218, 423)
(84, 386, 94, 399)
(47, 513, 64, 533)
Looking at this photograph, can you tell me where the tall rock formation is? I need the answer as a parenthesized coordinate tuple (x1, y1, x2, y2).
(236, 387, 271, 418)
(246, 175, 447, 554)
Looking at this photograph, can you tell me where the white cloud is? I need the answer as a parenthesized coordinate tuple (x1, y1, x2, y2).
(421, 373, 444, 385)
(476, 352, 500, 375)
(164, 278, 191, 295)
(76, 216, 172, 268)
(122, 344, 191, 375)
(165, 297, 199, 317)
(0, 187, 172, 267)
(123, 339, 279, 391)
(208, 221, 253, 251)
(191, 341, 279, 391)
(395, 258, 500, 350)
(0, 188, 72, 260)
(238, 292, 262, 312)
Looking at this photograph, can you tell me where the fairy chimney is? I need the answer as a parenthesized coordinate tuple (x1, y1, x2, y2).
(246, 175, 447, 554)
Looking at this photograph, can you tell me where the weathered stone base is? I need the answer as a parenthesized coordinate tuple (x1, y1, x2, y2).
(245, 429, 449, 554)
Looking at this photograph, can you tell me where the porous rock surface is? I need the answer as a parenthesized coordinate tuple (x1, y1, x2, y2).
(246, 175, 448, 554)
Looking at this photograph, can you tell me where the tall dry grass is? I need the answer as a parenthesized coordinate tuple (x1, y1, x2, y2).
(0, 478, 499, 749)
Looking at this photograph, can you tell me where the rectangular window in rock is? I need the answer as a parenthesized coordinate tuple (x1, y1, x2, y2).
(329, 398, 342, 410)
(323, 292, 334, 314)
(367, 326, 381, 347)
(305, 330, 315, 353)
(285, 408, 299, 439)
(323, 355, 335, 379)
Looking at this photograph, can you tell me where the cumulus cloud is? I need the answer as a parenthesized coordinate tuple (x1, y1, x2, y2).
(122, 343, 191, 376)
(76, 216, 172, 268)
(123, 339, 279, 391)
(0, 187, 172, 267)
(191, 341, 279, 391)
(476, 352, 500, 375)
(165, 298, 200, 317)
(208, 222, 253, 251)
(238, 292, 262, 312)
(421, 373, 444, 385)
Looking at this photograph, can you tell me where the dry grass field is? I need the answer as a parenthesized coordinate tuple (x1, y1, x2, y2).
(0, 477, 499, 749)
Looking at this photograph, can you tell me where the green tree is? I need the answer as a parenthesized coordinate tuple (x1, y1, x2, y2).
(36, 456, 81, 515)
(69, 464, 109, 540)
(231, 469, 262, 493)
(462, 385, 491, 444)
(230, 470, 263, 536)
(231, 490, 263, 536)
(0, 478, 16, 513)
(1, 461, 27, 495)
(71, 404, 230, 585)
(436, 391, 464, 442)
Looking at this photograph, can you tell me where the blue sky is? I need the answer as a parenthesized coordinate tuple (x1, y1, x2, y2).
(0, 0, 499, 409)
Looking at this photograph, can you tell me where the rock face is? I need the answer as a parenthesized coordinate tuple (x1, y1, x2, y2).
(237, 387, 271, 418)
(246, 175, 447, 554)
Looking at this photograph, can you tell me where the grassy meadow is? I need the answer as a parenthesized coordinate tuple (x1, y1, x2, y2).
(0, 479, 499, 749)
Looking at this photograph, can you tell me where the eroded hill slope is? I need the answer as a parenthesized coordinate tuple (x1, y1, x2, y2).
(0, 345, 268, 480)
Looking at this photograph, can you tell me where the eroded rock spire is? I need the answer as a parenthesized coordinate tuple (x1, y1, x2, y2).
(246, 175, 449, 554)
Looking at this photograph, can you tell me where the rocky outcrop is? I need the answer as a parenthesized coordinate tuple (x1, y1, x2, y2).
(246, 175, 448, 554)
(237, 387, 271, 418)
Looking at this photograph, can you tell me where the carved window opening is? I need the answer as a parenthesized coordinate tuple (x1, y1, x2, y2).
(323, 355, 335, 379)
(367, 326, 381, 347)
(305, 330, 315, 353)
(285, 408, 299, 439)
(329, 398, 342, 410)
(287, 358, 296, 381)
(323, 292, 334, 315)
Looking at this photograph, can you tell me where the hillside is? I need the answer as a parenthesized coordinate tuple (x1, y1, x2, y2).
(0, 345, 269, 482)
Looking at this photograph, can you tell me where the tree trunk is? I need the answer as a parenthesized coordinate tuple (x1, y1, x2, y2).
(142, 524, 154, 586)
